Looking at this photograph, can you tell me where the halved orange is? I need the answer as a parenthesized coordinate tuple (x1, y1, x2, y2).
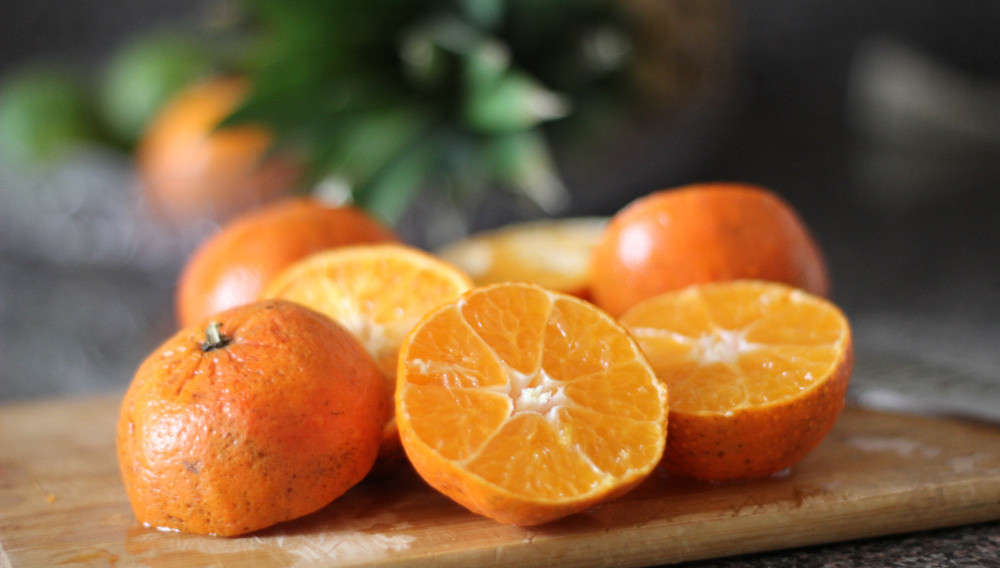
(395, 282, 668, 526)
(261, 244, 474, 466)
(620, 280, 853, 481)
(436, 217, 607, 299)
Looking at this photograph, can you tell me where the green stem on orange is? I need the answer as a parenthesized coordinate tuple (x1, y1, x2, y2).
(202, 321, 231, 352)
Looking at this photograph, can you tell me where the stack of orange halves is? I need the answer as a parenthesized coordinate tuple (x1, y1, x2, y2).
(117, 182, 853, 536)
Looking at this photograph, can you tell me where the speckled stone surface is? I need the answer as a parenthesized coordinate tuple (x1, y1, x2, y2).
(677, 522, 1000, 567)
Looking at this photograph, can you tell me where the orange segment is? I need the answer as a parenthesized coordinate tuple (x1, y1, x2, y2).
(437, 217, 607, 298)
(620, 280, 853, 481)
(261, 244, 473, 467)
(396, 282, 668, 526)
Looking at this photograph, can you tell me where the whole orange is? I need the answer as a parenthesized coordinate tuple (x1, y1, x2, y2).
(136, 76, 300, 225)
(590, 183, 829, 317)
(117, 299, 389, 536)
(175, 197, 399, 329)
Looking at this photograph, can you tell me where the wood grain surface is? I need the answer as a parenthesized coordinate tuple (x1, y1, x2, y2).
(2, 394, 1000, 567)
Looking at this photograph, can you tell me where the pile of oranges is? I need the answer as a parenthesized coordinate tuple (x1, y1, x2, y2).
(117, 182, 853, 536)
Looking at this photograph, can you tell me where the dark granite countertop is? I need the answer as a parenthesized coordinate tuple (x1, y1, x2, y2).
(678, 521, 1000, 567)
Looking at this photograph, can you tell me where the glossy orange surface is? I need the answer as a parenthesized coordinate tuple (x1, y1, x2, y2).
(590, 183, 829, 317)
(175, 197, 399, 328)
(117, 299, 389, 536)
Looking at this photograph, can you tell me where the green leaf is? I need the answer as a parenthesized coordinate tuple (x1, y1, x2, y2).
(399, 27, 451, 91)
(352, 142, 435, 225)
(325, 105, 436, 184)
(460, 0, 505, 31)
(0, 65, 103, 167)
(100, 31, 216, 146)
(463, 70, 570, 133)
(486, 130, 569, 213)
(463, 39, 511, 92)
(402, 14, 512, 97)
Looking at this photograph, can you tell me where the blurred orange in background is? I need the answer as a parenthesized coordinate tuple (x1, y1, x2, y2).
(137, 77, 301, 226)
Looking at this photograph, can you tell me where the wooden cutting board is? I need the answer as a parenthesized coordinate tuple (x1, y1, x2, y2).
(3, 393, 1000, 568)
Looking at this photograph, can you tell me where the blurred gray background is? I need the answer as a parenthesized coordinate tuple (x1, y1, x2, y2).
(1, 0, 999, 401)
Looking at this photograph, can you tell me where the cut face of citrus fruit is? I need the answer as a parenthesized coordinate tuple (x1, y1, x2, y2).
(261, 244, 473, 466)
(620, 280, 853, 481)
(590, 183, 829, 317)
(396, 282, 668, 526)
(436, 217, 607, 299)
(117, 299, 388, 536)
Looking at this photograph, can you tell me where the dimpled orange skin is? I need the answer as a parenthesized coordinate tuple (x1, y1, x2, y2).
(117, 299, 390, 536)
(176, 197, 399, 329)
(590, 183, 830, 318)
(665, 340, 853, 481)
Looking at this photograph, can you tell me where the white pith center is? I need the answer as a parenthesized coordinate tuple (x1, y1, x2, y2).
(694, 328, 755, 365)
(509, 367, 567, 418)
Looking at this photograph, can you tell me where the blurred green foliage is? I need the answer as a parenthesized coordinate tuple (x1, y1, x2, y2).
(100, 32, 217, 147)
(0, 0, 725, 226)
(223, 0, 648, 223)
(0, 66, 103, 167)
